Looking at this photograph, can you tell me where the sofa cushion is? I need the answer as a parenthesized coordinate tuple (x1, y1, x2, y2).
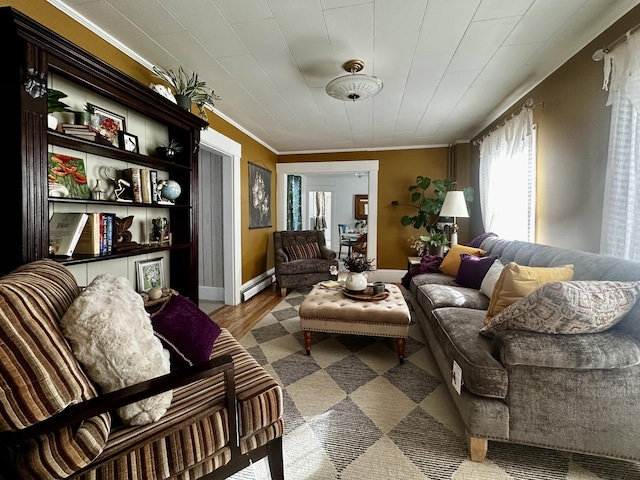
(439, 244, 486, 277)
(455, 254, 497, 289)
(481, 280, 640, 337)
(60, 274, 172, 426)
(278, 257, 336, 275)
(479, 259, 504, 298)
(430, 307, 508, 398)
(152, 294, 222, 367)
(0, 260, 110, 480)
(485, 262, 574, 324)
(285, 242, 321, 260)
(416, 284, 490, 320)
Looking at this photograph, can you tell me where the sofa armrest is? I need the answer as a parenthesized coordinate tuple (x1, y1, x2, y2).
(493, 330, 640, 370)
(0, 355, 236, 445)
(320, 245, 337, 260)
(275, 248, 288, 263)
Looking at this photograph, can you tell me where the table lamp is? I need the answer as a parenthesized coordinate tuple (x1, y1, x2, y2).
(439, 191, 469, 246)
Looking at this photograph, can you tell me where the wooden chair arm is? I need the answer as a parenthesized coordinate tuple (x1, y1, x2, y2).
(0, 354, 235, 445)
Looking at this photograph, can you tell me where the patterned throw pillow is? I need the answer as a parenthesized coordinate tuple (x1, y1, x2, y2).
(285, 242, 322, 260)
(480, 280, 640, 337)
(484, 262, 574, 324)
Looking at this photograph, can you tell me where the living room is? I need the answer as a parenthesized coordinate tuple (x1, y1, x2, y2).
(3, 0, 640, 479)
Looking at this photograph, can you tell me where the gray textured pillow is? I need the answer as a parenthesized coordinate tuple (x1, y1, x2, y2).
(480, 280, 640, 337)
(479, 259, 504, 298)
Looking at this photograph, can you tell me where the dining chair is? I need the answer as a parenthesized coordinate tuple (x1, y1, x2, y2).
(338, 224, 352, 258)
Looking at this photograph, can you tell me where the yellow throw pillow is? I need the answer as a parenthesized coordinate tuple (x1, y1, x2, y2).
(484, 262, 574, 324)
(439, 244, 486, 277)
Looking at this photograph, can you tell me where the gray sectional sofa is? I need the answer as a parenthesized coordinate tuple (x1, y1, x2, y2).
(405, 236, 640, 462)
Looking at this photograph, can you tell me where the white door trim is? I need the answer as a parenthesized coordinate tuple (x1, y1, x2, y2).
(200, 128, 242, 305)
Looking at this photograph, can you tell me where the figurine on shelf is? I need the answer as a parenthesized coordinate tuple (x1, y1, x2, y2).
(150, 217, 171, 245)
(104, 166, 133, 202)
(113, 215, 139, 251)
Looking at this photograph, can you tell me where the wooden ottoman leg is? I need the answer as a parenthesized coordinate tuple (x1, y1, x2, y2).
(396, 337, 406, 364)
(304, 331, 312, 355)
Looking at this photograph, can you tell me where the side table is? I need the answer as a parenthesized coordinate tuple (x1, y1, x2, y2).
(407, 256, 422, 271)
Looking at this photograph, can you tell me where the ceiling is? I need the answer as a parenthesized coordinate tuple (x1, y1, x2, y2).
(53, 0, 639, 154)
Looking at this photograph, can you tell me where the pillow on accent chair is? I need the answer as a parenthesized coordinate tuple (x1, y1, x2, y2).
(59, 274, 172, 426)
(455, 254, 497, 290)
(480, 259, 505, 299)
(285, 242, 322, 260)
(484, 262, 574, 324)
(439, 244, 486, 277)
(152, 294, 222, 367)
(480, 280, 640, 337)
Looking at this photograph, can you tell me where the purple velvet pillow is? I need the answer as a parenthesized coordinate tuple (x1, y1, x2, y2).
(455, 254, 497, 290)
(151, 295, 221, 367)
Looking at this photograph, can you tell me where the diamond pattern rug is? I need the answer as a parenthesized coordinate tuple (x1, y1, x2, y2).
(229, 288, 640, 480)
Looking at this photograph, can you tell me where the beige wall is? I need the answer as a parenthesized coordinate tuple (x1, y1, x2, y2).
(469, 4, 640, 253)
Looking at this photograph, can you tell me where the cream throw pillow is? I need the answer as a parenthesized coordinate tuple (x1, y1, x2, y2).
(480, 259, 504, 298)
(59, 274, 172, 425)
(484, 262, 574, 324)
(439, 244, 486, 277)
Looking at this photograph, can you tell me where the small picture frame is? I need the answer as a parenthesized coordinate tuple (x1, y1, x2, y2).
(136, 257, 165, 292)
(88, 104, 126, 147)
(118, 131, 139, 153)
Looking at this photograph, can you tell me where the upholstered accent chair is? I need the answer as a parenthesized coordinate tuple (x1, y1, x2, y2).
(0, 260, 284, 480)
(273, 230, 338, 297)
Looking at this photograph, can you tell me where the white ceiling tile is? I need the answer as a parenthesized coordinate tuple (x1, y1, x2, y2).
(448, 16, 521, 72)
(374, 0, 428, 37)
(324, 3, 375, 71)
(212, 0, 273, 24)
(415, 0, 481, 57)
(106, 0, 185, 35)
(473, 0, 534, 21)
(473, 42, 544, 86)
(504, 0, 584, 46)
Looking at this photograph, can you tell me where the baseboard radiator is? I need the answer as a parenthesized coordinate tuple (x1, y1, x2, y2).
(241, 269, 275, 302)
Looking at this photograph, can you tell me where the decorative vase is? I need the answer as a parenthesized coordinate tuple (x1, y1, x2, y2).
(47, 114, 58, 130)
(174, 94, 192, 110)
(346, 272, 367, 292)
(429, 245, 444, 257)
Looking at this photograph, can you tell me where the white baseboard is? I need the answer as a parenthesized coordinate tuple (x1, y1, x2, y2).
(199, 286, 225, 302)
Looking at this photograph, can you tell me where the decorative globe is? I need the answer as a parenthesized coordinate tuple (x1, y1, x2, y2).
(161, 180, 182, 201)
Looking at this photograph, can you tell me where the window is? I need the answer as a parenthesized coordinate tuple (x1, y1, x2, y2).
(478, 108, 537, 242)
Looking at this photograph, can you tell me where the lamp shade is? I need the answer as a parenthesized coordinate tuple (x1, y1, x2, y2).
(440, 191, 469, 218)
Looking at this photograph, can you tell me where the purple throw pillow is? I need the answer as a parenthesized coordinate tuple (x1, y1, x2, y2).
(151, 295, 221, 367)
(455, 254, 497, 290)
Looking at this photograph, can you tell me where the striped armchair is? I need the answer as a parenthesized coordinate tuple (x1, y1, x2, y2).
(0, 260, 284, 480)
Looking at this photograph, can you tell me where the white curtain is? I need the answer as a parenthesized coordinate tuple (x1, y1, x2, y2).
(600, 31, 640, 260)
(479, 108, 536, 241)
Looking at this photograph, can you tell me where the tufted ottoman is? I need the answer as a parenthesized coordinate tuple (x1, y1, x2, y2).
(299, 283, 411, 363)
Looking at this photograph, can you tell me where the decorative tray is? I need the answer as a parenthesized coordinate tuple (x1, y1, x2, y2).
(342, 287, 390, 301)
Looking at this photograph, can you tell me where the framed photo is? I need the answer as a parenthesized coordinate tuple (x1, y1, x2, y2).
(118, 131, 139, 153)
(88, 104, 126, 147)
(248, 162, 272, 229)
(136, 257, 165, 292)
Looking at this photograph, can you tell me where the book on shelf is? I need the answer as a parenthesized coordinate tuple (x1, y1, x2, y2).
(61, 124, 113, 146)
(122, 168, 142, 203)
(49, 212, 88, 257)
(150, 170, 159, 203)
(74, 212, 101, 255)
(99, 213, 116, 255)
(140, 169, 152, 204)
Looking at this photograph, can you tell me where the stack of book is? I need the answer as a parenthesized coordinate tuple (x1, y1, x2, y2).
(74, 212, 117, 255)
(122, 167, 160, 204)
(61, 124, 113, 146)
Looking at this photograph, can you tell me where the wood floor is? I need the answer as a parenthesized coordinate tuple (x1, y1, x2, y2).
(208, 283, 284, 339)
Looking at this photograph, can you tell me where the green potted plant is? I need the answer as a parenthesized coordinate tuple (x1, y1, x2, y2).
(152, 65, 220, 121)
(47, 88, 72, 130)
(156, 138, 183, 160)
(342, 255, 375, 292)
(392, 176, 474, 255)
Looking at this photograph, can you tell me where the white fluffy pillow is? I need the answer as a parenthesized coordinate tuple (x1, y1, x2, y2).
(479, 259, 504, 298)
(59, 274, 172, 425)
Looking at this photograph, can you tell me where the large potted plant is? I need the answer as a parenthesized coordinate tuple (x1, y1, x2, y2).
(152, 65, 220, 121)
(392, 176, 474, 255)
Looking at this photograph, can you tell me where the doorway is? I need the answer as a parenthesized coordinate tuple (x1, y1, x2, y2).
(276, 160, 379, 267)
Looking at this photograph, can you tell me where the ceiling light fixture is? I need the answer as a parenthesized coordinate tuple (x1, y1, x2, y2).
(326, 59, 383, 102)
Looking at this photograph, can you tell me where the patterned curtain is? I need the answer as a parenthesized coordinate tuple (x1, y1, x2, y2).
(287, 175, 302, 230)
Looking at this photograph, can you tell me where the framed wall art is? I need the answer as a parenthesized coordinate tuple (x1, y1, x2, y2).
(136, 257, 165, 292)
(118, 131, 139, 153)
(88, 103, 126, 147)
(249, 162, 272, 229)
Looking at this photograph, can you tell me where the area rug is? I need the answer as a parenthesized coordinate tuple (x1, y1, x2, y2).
(229, 287, 640, 480)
